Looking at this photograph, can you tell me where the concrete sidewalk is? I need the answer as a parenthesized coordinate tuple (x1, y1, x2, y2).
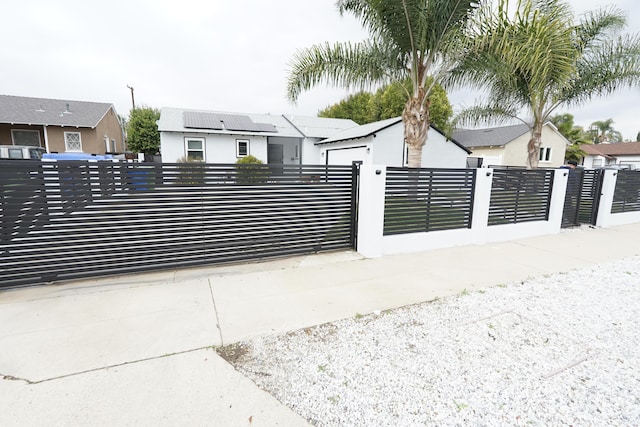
(1, 223, 639, 426)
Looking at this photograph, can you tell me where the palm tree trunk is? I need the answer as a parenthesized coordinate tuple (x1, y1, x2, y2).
(526, 121, 543, 169)
(402, 88, 430, 168)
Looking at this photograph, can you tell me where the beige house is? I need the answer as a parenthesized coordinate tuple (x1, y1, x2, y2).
(453, 122, 569, 168)
(0, 95, 124, 155)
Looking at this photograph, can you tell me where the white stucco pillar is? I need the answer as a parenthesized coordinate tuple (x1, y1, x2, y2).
(596, 169, 618, 228)
(547, 168, 569, 231)
(471, 168, 494, 244)
(356, 165, 387, 258)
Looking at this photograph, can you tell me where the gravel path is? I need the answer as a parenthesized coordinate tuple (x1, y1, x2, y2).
(223, 256, 640, 426)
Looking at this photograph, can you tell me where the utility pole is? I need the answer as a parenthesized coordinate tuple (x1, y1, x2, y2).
(126, 85, 136, 110)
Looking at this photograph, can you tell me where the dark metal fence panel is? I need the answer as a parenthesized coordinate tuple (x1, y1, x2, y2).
(561, 168, 585, 228)
(1, 161, 355, 288)
(384, 167, 476, 235)
(612, 170, 640, 213)
(488, 169, 554, 226)
(577, 169, 604, 225)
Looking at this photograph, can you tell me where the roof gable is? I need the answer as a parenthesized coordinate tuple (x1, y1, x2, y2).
(0, 95, 115, 128)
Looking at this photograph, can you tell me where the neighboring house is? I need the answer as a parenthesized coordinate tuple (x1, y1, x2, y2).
(580, 142, 640, 169)
(316, 117, 471, 168)
(158, 107, 357, 165)
(0, 95, 124, 155)
(453, 122, 569, 168)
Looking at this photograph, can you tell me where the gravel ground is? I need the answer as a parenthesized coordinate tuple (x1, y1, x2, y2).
(222, 256, 640, 426)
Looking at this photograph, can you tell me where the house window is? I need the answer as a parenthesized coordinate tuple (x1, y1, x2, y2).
(185, 137, 205, 161)
(11, 130, 41, 147)
(65, 132, 82, 152)
(8, 148, 24, 159)
(539, 147, 551, 162)
(236, 139, 249, 157)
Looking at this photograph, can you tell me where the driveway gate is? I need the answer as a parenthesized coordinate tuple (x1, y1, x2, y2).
(0, 161, 358, 288)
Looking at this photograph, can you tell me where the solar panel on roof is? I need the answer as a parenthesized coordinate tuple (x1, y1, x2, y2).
(183, 111, 223, 129)
(183, 111, 277, 132)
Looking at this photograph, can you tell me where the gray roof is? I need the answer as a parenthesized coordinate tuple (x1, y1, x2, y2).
(316, 117, 471, 154)
(0, 94, 115, 128)
(158, 107, 303, 138)
(452, 123, 530, 148)
(317, 117, 402, 144)
(283, 115, 358, 138)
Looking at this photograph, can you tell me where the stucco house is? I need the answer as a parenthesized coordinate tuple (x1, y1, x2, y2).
(580, 142, 640, 169)
(316, 117, 471, 168)
(453, 122, 569, 168)
(0, 95, 124, 155)
(158, 107, 357, 165)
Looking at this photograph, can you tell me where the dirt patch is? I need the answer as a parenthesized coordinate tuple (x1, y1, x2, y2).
(216, 343, 249, 364)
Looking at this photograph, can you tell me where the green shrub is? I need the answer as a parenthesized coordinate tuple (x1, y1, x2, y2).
(175, 156, 206, 185)
(235, 155, 270, 185)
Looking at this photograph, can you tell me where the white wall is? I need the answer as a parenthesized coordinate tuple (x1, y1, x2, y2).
(160, 132, 268, 163)
(321, 125, 468, 168)
(371, 125, 405, 165)
(421, 128, 468, 168)
(302, 138, 323, 165)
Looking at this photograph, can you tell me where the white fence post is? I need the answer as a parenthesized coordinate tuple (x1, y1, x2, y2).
(548, 168, 569, 230)
(596, 170, 618, 228)
(471, 168, 493, 244)
(356, 165, 386, 258)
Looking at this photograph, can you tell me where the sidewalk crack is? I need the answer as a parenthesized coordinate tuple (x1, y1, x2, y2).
(208, 277, 225, 347)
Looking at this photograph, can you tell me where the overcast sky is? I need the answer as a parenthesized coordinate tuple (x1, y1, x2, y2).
(2, 0, 639, 140)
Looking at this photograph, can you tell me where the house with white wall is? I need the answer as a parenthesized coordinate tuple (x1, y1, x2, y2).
(580, 142, 640, 169)
(316, 117, 471, 168)
(158, 107, 357, 165)
(453, 122, 569, 168)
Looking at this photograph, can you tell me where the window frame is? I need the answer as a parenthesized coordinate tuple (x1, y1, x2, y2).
(11, 129, 41, 147)
(538, 147, 551, 162)
(236, 139, 249, 157)
(64, 131, 83, 152)
(184, 137, 205, 161)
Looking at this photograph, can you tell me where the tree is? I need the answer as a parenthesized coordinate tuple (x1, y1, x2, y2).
(550, 113, 591, 162)
(590, 119, 623, 143)
(318, 92, 375, 124)
(319, 78, 453, 130)
(450, 0, 640, 168)
(287, 0, 480, 167)
(127, 107, 160, 154)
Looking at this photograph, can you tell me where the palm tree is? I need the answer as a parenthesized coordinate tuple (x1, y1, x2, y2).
(590, 119, 622, 143)
(450, 0, 640, 168)
(286, 0, 481, 168)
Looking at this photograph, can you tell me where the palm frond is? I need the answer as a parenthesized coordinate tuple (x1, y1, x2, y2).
(286, 41, 405, 102)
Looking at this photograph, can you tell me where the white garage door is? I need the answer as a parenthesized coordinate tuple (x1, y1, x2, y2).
(326, 146, 367, 165)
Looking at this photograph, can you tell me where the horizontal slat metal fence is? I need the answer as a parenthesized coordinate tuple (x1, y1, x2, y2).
(384, 168, 476, 235)
(0, 161, 355, 288)
(612, 170, 640, 213)
(488, 169, 554, 225)
(578, 169, 604, 225)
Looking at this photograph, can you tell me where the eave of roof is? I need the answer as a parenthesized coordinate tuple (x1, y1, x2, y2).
(315, 117, 403, 145)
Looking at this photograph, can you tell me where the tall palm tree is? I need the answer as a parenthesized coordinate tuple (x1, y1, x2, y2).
(287, 0, 481, 168)
(590, 119, 622, 143)
(450, 0, 640, 168)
